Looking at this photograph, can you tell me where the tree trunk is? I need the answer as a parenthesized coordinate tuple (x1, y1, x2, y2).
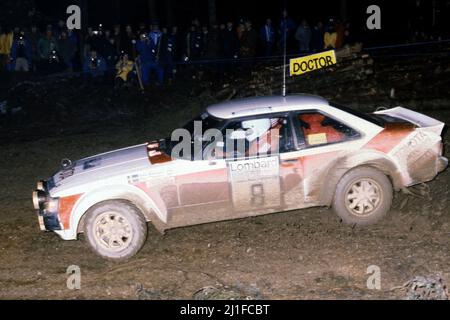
(165, 0, 174, 26)
(340, 0, 348, 21)
(115, 0, 121, 25)
(208, 0, 217, 27)
(80, 0, 89, 31)
(148, 0, 158, 23)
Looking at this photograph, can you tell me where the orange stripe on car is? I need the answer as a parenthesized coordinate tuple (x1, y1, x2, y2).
(365, 127, 414, 153)
(59, 194, 83, 230)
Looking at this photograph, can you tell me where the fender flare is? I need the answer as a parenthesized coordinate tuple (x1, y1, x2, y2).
(66, 184, 168, 240)
(319, 150, 405, 206)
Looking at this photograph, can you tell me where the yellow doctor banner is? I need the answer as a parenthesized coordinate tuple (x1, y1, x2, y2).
(290, 50, 337, 76)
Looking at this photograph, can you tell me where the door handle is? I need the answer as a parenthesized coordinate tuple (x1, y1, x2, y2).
(281, 159, 299, 168)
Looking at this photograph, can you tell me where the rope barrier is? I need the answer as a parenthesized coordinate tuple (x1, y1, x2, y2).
(5, 39, 449, 84)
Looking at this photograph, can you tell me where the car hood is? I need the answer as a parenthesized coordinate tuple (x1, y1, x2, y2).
(49, 143, 151, 195)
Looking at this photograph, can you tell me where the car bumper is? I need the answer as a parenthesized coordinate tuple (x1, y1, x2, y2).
(437, 156, 448, 173)
(32, 181, 62, 232)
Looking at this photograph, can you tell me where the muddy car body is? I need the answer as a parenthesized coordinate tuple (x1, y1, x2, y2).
(33, 95, 448, 260)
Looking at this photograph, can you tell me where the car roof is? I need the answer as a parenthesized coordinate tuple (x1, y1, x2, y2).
(207, 94, 330, 119)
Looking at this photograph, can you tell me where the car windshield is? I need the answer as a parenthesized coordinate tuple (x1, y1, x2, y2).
(182, 112, 225, 138)
(161, 112, 225, 159)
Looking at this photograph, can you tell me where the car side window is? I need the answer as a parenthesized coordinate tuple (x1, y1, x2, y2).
(294, 111, 361, 149)
(215, 116, 293, 159)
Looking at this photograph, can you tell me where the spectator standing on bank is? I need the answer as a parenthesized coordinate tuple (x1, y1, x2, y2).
(84, 27, 94, 58)
(159, 26, 176, 83)
(205, 24, 220, 59)
(310, 21, 325, 52)
(115, 52, 135, 86)
(57, 30, 76, 72)
(38, 28, 58, 67)
(27, 25, 40, 71)
(295, 20, 312, 53)
(113, 24, 122, 52)
(279, 10, 296, 53)
(170, 26, 182, 62)
(121, 25, 136, 59)
(83, 49, 107, 78)
(0, 28, 14, 71)
(103, 36, 119, 73)
(335, 19, 346, 49)
(185, 25, 202, 60)
(10, 33, 32, 72)
(324, 24, 337, 49)
(222, 22, 239, 59)
(260, 18, 275, 57)
(240, 21, 257, 58)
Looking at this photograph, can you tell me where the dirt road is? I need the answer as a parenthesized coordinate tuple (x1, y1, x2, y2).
(0, 108, 448, 300)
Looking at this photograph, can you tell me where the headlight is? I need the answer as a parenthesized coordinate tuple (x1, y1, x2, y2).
(32, 190, 47, 210)
(37, 181, 45, 191)
(32, 189, 59, 214)
(44, 197, 60, 214)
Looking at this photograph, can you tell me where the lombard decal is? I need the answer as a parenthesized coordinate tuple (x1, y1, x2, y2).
(83, 158, 102, 170)
(290, 50, 337, 76)
(228, 156, 281, 211)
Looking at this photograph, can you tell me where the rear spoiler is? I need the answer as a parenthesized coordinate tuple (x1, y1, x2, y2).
(374, 107, 445, 135)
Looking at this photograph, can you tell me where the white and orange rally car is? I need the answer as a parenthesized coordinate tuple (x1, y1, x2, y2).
(33, 95, 448, 260)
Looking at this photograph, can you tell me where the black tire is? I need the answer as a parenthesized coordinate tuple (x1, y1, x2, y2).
(332, 167, 393, 226)
(84, 200, 147, 261)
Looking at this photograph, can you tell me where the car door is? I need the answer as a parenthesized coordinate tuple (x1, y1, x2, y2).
(280, 109, 363, 209)
(170, 153, 231, 227)
(223, 114, 295, 217)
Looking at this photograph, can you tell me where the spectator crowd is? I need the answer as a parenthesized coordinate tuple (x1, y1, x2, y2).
(0, 10, 355, 86)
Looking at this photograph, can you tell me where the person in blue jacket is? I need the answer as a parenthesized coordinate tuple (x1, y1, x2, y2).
(260, 18, 275, 57)
(10, 33, 33, 72)
(279, 10, 296, 53)
(135, 23, 164, 86)
(83, 50, 107, 78)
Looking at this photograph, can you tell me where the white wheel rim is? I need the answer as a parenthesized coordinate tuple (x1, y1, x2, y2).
(93, 211, 133, 252)
(345, 178, 382, 217)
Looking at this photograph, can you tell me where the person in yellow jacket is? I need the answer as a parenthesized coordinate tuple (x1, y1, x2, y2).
(115, 53, 135, 86)
(0, 30, 14, 70)
(324, 26, 337, 50)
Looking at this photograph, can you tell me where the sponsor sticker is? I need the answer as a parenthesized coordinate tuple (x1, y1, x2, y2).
(228, 157, 281, 210)
(307, 133, 328, 146)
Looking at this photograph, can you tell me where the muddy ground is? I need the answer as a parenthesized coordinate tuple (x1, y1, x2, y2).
(0, 51, 449, 300)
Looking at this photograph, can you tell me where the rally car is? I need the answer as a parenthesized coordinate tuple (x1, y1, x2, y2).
(32, 95, 448, 261)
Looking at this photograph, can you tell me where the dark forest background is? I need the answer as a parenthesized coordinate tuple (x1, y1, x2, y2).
(1, 0, 450, 46)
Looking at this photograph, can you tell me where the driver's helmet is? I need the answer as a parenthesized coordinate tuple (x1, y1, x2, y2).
(241, 118, 272, 142)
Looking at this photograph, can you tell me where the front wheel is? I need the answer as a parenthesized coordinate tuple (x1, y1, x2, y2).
(84, 200, 148, 261)
(332, 167, 393, 226)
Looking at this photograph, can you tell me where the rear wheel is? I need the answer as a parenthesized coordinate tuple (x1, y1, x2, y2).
(332, 167, 393, 226)
(84, 200, 147, 261)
